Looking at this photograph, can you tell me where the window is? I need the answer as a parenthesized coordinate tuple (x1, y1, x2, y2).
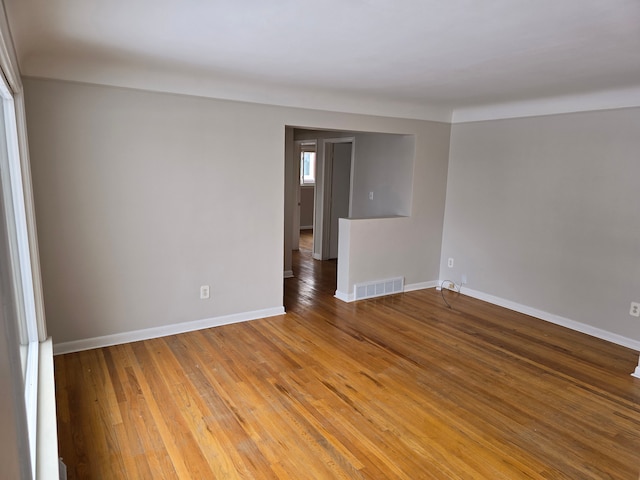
(0, 68, 41, 479)
(300, 151, 316, 185)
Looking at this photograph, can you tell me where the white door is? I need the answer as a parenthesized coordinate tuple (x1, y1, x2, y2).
(328, 142, 352, 259)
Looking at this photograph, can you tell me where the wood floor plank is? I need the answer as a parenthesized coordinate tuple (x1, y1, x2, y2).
(132, 340, 217, 478)
(163, 334, 280, 479)
(55, 231, 640, 479)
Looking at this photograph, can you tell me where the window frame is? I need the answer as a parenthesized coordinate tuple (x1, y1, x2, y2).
(0, 73, 40, 479)
(299, 143, 317, 186)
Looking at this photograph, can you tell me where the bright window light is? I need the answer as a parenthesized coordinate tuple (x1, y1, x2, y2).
(300, 151, 316, 185)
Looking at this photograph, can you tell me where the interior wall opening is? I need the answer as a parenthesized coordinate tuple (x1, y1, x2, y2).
(284, 126, 416, 306)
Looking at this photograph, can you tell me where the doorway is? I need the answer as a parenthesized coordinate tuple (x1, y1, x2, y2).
(325, 140, 353, 259)
(293, 140, 317, 252)
(284, 130, 355, 299)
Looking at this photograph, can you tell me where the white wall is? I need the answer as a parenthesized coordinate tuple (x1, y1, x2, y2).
(442, 107, 640, 343)
(24, 78, 450, 348)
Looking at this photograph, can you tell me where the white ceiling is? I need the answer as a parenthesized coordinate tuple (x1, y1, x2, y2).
(5, 0, 640, 121)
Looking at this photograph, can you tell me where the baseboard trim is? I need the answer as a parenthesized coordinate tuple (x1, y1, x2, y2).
(334, 290, 354, 302)
(405, 280, 440, 292)
(312, 253, 322, 261)
(53, 306, 286, 355)
(459, 286, 640, 352)
(632, 363, 640, 379)
(300, 225, 313, 230)
(335, 280, 438, 303)
(283, 270, 294, 279)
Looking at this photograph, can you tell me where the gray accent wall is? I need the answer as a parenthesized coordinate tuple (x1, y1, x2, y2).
(441, 107, 640, 341)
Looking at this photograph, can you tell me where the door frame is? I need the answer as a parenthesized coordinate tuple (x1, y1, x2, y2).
(293, 140, 317, 251)
(321, 137, 355, 260)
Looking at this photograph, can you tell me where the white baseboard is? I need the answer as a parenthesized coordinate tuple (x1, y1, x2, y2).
(335, 280, 438, 303)
(334, 290, 354, 302)
(632, 362, 640, 379)
(458, 285, 640, 352)
(300, 225, 313, 230)
(312, 253, 322, 261)
(53, 306, 285, 355)
(283, 270, 294, 279)
(405, 280, 440, 292)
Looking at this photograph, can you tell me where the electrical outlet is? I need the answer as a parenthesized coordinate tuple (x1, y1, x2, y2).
(630, 302, 640, 317)
(369, 191, 374, 200)
(200, 285, 210, 300)
(461, 274, 467, 285)
(447, 257, 454, 268)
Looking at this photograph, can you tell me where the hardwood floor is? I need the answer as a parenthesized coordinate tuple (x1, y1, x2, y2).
(55, 231, 640, 479)
(298, 228, 313, 251)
